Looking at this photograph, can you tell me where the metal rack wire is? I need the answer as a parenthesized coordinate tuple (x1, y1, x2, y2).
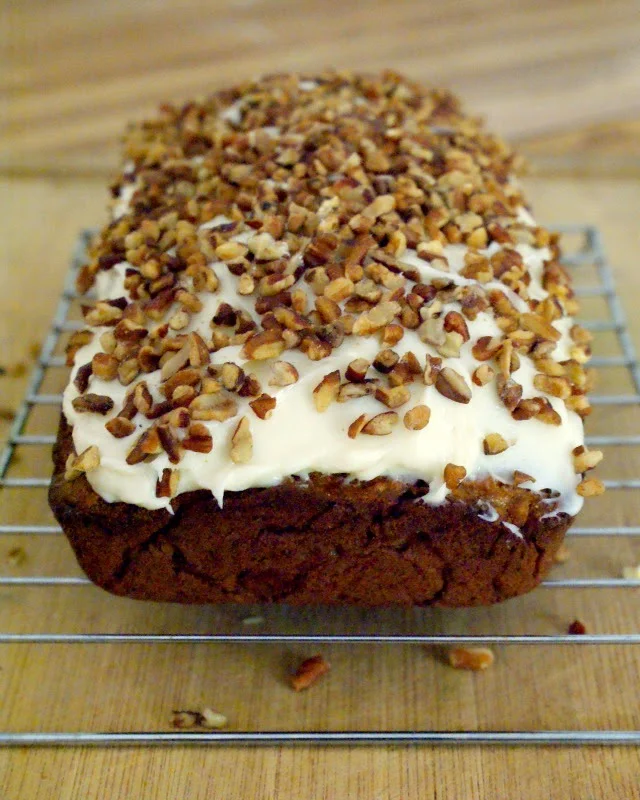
(0, 225, 638, 746)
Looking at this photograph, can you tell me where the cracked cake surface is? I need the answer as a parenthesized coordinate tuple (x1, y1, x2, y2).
(50, 70, 603, 606)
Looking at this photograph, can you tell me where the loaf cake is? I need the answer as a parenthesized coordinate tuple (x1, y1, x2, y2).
(49, 71, 604, 606)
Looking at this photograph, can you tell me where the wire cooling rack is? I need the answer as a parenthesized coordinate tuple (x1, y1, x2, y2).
(0, 225, 639, 746)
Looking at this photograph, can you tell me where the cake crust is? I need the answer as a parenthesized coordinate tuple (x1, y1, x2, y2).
(51, 417, 570, 606)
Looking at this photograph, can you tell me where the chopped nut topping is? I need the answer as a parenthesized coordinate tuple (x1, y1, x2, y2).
(92, 353, 119, 381)
(472, 364, 495, 387)
(64, 445, 101, 480)
(347, 413, 368, 439)
(443, 462, 466, 490)
(375, 384, 411, 409)
(448, 647, 494, 671)
(269, 360, 299, 386)
(290, 654, 330, 692)
(171, 711, 199, 729)
(572, 445, 604, 473)
(156, 467, 180, 498)
(65, 329, 94, 366)
(199, 708, 228, 729)
(435, 367, 471, 404)
(403, 405, 431, 431)
(72, 393, 114, 415)
(576, 477, 605, 497)
(496, 375, 522, 412)
(567, 620, 587, 636)
(126, 427, 162, 465)
(249, 393, 276, 420)
(513, 470, 534, 486)
(71, 72, 595, 496)
(74, 363, 92, 393)
(483, 433, 509, 455)
(372, 349, 399, 374)
(352, 301, 400, 335)
(313, 370, 341, 412)
(190, 393, 238, 422)
(243, 329, 286, 360)
(230, 416, 252, 463)
(338, 381, 376, 402)
(519, 312, 561, 343)
(182, 422, 213, 453)
(105, 416, 136, 438)
(362, 411, 399, 436)
(381, 324, 404, 346)
(220, 362, 244, 391)
(472, 336, 502, 362)
(346, 358, 370, 383)
(533, 373, 571, 400)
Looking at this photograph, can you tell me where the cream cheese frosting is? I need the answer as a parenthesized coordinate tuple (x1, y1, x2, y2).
(63, 218, 585, 514)
(61, 73, 593, 520)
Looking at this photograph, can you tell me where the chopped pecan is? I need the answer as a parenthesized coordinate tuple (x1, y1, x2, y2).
(65, 330, 94, 366)
(513, 470, 535, 486)
(483, 433, 509, 455)
(157, 423, 181, 464)
(126, 427, 162, 465)
(403, 405, 431, 430)
(373, 349, 399, 374)
(156, 467, 180, 498)
(423, 355, 442, 386)
(346, 358, 370, 383)
(362, 411, 399, 435)
(219, 362, 245, 391)
(269, 360, 299, 387)
(352, 301, 400, 335)
(472, 364, 495, 387)
(443, 463, 466, 490)
(448, 647, 494, 671)
(338, 381, 376, 402)
(313, 371, 341, 412)
(472, 336, 502, 362)
(533, 374, 571, 400)
(190, 393, 238, 422)
(572, 446, 603, 473)
(243, 329, 286, 360)
(182, 422, 213, 453)
(435, 367, 471, 404)
(161, 339, 190, 381)
(91, 353, 119, 381)
(519, 312, 560, 342)
(496, 375, 522, 411)
(230, 416, 252, 464)
(188, 332, 210, 368)
(64, 445, 101, 480)
(74, 363, 93, 393)
(375, 384, 411, 409)
(72, 393, 114, 415)
(290, 654, 330, 692)
(443, 310, 469, 342)
(105, 416, 136, 438)
(238, 373, 262, 397)
(347, 413, 368, 439)
(249, 393, 277, 420)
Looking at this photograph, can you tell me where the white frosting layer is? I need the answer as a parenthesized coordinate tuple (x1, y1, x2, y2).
(63, 212, 585, 515)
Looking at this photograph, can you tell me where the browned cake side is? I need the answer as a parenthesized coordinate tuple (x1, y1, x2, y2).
(50, 418, 570, 606)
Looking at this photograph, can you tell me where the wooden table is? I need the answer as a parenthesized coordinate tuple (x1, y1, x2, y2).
(2, 1, 640, 797)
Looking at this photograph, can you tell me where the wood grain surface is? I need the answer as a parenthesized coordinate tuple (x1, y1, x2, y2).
(3, 0, 640, 174)
(0, 174, 639, 798)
